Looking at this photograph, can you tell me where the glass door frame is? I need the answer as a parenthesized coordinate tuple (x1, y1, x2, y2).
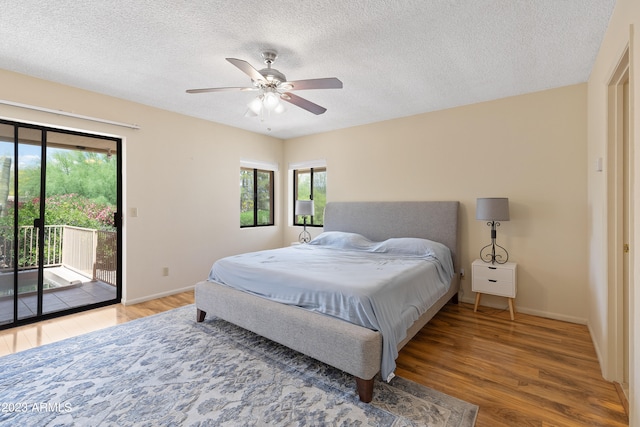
(0, 118, 122, 329)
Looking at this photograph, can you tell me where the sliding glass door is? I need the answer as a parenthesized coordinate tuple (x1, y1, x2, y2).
(0, 120, 122, 328)
(0, 123, 18, 324)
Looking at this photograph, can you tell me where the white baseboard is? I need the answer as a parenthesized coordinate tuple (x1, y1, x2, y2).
(459, 296, 588, 325)
(122, 284, 195, 306)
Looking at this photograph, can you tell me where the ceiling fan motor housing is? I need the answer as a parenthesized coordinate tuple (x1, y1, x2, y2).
(258, 67, 286, 85)
(258, 50, 286, 85)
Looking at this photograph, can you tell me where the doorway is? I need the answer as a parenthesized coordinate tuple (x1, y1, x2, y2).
(0, 120, 122, 328)
(607, 47, 631, 402)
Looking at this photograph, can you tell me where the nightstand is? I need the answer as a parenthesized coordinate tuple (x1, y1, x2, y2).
(472, 259, 517, 320)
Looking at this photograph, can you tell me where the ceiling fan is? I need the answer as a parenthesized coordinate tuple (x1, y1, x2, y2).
(186, 50, 342, 116)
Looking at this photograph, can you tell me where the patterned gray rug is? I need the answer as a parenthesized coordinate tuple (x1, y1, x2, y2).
(0, 305, 477, 426)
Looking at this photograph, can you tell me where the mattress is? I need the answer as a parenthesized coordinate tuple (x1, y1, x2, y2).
(208, 231, 454, 380)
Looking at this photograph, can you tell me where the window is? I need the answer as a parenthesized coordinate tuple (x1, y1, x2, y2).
(293, 167, 326, 226)
(240, 167, 274, 227)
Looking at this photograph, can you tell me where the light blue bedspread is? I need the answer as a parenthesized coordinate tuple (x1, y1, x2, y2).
(208, 231, 454, 381)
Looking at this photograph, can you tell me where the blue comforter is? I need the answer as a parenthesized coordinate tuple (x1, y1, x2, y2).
(208, 231, 454, 381)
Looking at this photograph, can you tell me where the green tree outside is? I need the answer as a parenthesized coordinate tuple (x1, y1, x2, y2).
(0, 149, 117, 270)
(0, 150, 116, 229)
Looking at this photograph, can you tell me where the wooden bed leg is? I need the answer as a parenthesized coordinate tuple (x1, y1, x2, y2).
(355, 377, 374, 403)
(196, 309, 206, 322)
(450, 292, 459, 304)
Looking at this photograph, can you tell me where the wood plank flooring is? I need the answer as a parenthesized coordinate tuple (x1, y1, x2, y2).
(395, 303, 628, 427)
(0, 292, 194, 357)
(0, 291, 628, 426)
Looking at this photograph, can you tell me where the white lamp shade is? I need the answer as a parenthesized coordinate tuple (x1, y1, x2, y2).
(476, 198, 510, 221)
(273, 102, 285, 114)
(247, 97, 263, 115)
(295, 200, 315, 216)
(263, 92, 280, 111)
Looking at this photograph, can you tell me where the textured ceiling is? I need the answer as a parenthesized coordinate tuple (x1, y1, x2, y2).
(0, 0, 615, 139)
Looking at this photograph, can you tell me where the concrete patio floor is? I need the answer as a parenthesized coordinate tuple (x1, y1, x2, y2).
(0, 267, 116, 325)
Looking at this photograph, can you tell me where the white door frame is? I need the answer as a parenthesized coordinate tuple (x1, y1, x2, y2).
(606, 45, 631, 393)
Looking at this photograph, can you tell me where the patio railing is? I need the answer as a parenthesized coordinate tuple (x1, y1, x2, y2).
(0, 225, 117, 286)
(61, 226, 96, 278)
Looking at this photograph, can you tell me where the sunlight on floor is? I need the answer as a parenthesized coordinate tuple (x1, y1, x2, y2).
(0, 306, 121, 356)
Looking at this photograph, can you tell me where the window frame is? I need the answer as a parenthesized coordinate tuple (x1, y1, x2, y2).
(293, 166, 326, 227)
(240, 167, 274, 228)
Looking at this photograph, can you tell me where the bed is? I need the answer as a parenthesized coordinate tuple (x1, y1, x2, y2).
(195, 201, 460, 402)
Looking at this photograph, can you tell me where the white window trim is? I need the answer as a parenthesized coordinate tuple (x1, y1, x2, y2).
(241, 159, 279, 171)
(288, 159, 326, 170)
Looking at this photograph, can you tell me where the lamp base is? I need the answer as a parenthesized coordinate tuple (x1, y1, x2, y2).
(480, 242, 509, 264)
(480, 221, 509, 264)
(298, 229, 311, 243)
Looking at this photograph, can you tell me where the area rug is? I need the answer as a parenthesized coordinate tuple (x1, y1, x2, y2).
(0, 305, 478, 426)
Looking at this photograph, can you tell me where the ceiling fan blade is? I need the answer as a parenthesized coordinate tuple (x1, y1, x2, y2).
(283, 77, 343, 91)
(186, 87, 256, 94)
(282, 92, 327, 115)
(226, 58, 265, 83)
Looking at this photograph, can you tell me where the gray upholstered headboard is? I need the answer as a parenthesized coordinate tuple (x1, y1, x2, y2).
(324, 201, 460, 270)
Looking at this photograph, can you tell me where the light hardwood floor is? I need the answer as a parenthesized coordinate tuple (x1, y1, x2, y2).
(0, 291, 628, 426)
(0, 292, 194, 356)
(396, 303, 629, 427)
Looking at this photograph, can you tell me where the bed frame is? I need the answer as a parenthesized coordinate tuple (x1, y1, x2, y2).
(195, 201, 460, 402)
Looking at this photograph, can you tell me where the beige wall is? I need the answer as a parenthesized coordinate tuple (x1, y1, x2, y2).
(587, 0, 639, 423)
(285, 84, 588, 323)
(0, 68, 284, 304)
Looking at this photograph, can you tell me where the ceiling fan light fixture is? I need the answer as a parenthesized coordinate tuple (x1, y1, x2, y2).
(247, 96, 263, 115)
(273, 102, 286, 114)
(263, 91, 280, 111)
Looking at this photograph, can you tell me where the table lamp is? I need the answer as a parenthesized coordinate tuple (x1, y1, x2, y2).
(476, 197, 510, 264)
(295, 200, 315, 243)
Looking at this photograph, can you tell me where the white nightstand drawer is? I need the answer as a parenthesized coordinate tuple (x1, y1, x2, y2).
(472, 276, 516, 297)
(473, 265, 514, 282)
(472, 259, 518, 320)
(471, 259, 517, 298)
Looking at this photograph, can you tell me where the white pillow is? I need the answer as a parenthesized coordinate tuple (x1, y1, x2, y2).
(373, 237, 453, 276)
(309, 231, 373, 250)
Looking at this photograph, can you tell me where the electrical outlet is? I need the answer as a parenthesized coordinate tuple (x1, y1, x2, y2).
(460, 268, 465, 279)
(162, 267, 169, 276)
